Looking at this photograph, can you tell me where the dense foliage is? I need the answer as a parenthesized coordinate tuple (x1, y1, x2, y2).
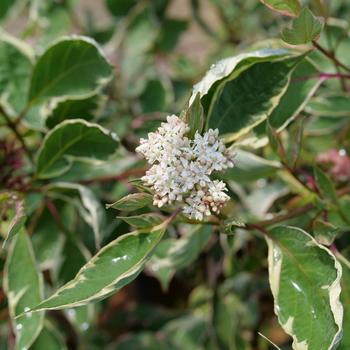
(1, 0, 350, 349)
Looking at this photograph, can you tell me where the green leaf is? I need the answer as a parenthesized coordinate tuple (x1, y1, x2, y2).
(214, 293, 251, 350)
(128, 178, 153, 194)
(57, 237, 89, 285)
(182, 93, 204, 139)
(0, 30, 33, 114)
(36, 7, 71, 47)
(57, 225, 93, 338)
(222, 149, 281, 183)
(36, 119, 119, 179)
(107, 193, 153, 212)
(139, 79, 167, 113)
(22, 104, 47, 130)
(210, 57, 301, 142)
(282, 7, 323, 45)
(313, 219, 339, 246)
(266, 122, 285, 159)
(47, 182, 106, 249)
(148, 225, 211, 290)
(31, 323, 67, 350)
(120, 8, 159, 98)
(65, 305, 94, 333)
(4, 230, 44, 350)
(31, 208, 64, 269)
(278, 168, 314, 197)
(326, 196, 350, 232)
(28, 36, 112, 103)
(29, 220, 169, 311)
(307, 21, 350, 73)
(314, 166, 338, 205)
(190, 49, 301, 142)
(88, 26, 115, 46)
(268, 58, 323, 130)
(56, 157, 136, 183)
(191, 49, 288, 105)
(148, 246, 175, 292)
(115, 332, 167, 349)
(306, 95, 350, 117)
(157, 18, 188, 53)
(266, 226, 342, 350)
(338, 254, 350, 350)
(118, 213, 164, 228)
(245, 182, 288, 218)
(285, 116, 305, 168)
(260, 0, 301, 16)
(221, 218, 246, 234)
(304, 117, 344, 141)
(105, 0, 137, 17)
(161, 314, 207, 349)
(121, 7, 158, 56)
(0, 0, 15, 20)
(3, 199, 26, 247)
(24, 192, 44, 216)
(45, 95, 100, 128)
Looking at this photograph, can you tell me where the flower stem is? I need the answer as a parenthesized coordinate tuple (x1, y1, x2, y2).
(168, 207, 183, 224)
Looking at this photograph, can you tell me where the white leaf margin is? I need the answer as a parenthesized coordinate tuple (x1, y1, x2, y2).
(0, 28, 35, 63)
(35, 118, 119, 179)
(26, 219, 170, 312)
(4, 231, 44, 350)
(46, 182, 105, 250)
(189, 48, 290, 105)
(28, 35, 113, 104)
(266, 226, 343, 350)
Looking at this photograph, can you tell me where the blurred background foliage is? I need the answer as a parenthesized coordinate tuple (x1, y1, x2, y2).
(1, 0, 350, 349)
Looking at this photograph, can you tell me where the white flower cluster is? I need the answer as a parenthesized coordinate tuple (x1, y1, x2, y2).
(136, 115, 234, 221)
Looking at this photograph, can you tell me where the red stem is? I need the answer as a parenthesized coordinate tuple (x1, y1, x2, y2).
(312, 40, 350, 73)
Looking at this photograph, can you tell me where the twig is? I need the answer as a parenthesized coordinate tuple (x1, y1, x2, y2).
(321, 25, 347, 92)
(167, 207, 183, 225)
(258, 332, 282, 350)
(14, 103, 31, 124)
(0, 106, 34, 163)
(245, 222, 272, 238)
(251, 203, 314, 228)
(281, 161, 315, 193)
(45, 199, 80, 243)
(291, 72, 350, 83)
(335, 65, 347, 91)
(336, 186, 350, 197)
(45, 199, 65, 232)
(334, 250, 350, 268)
(312, 40, 350, 73)
(228, 186, 350, 233)
(319, 72, 350, 80)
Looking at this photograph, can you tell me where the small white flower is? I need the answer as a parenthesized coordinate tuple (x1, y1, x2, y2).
(136, 115, 234, 221)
